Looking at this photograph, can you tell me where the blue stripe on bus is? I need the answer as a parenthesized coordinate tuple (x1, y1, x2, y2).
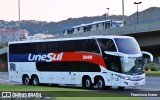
(9, 53, 50, 62)
(9, 54, 29, 62)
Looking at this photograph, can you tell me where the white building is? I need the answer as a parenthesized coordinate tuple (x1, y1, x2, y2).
(34, 33, 54, 39)
(0, 30, 29, 43)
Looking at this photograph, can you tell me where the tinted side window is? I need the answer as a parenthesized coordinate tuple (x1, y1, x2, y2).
(103, 54, 122, 73)
(9, 39, 100, 54)
(10, 43, 42, 54)
(98, 39, 117, 52)
(83, 39, 100, 53)
(36, 62, 101, 72)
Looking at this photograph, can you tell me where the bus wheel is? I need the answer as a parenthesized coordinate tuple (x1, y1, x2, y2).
(32, 76, 39, 86)
(22, 75, 30, 85)
(83, 77, 93, 89)
(118, 86, 125, 90)
(97, 77, 105, 90)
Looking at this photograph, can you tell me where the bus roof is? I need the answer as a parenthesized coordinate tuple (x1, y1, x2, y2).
(8, 35, 133, 44)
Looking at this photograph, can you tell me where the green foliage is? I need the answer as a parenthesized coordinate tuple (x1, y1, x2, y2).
(0, 45, 4, 49)
(0, 44, 7, 49)
(148, 62, 159, 71)
(146, 70, 160, 76)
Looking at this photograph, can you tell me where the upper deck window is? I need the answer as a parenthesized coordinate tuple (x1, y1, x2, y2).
(114, 38, 141, 54)
(97, 39, 117, 52)
(9, 39, 100, 54)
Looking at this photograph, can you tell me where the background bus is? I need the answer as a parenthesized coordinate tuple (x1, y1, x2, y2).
(8, 35, 153, 89)
(63, 19, 123, 35)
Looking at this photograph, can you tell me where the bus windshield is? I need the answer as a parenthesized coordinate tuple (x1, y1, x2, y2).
(114, 38, 141, 54)
(111, 22, 123, 28)
(121, 57, 144, 75)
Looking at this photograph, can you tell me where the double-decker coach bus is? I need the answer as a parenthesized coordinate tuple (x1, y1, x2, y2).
(8, 35, 153, 89)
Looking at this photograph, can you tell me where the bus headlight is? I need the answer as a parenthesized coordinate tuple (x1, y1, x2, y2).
(124, 76, 130, 80)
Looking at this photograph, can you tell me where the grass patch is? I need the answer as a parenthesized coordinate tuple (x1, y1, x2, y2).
(0, 84, 83, 91)
(0, 84, 143, 100)
(145, 70, 160, 76)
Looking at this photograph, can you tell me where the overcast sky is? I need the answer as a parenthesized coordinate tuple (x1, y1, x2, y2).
(0, 0, 159, 22)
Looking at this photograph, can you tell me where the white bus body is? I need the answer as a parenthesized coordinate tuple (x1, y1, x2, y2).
(8, 35, 153, 89)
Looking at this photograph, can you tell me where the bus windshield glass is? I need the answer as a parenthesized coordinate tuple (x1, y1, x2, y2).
(121, 57, 143, 74)
(111, 21, 123, 28)
(114, 38, 141, 54)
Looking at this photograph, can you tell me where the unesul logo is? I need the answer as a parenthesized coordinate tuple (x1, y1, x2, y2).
(28, 53, 63, 62)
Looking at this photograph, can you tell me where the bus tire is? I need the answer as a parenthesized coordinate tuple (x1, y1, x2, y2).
(82, 77, 93, 89)
(118, 86, 125, 90)
(22, 75, 30, 85)
(97, 77, 105, 90)
(32, 75, 39, 86)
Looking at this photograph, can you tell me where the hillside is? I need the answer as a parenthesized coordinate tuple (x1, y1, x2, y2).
(127, 7, 160, 24)
(0, 7, 160, 35)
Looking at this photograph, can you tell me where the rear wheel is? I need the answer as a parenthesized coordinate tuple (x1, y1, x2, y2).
(32, 76, 39, 86)
(97, 77, 105, 90)
(22, 75, 30, 85)
(82, 77, 93, 89)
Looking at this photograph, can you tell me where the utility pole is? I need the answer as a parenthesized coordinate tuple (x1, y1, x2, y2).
(106, 8, 109, 20)
(122, 0, 125, 25)
(18, 0, 21, 40)
(18, 0, 21, 30)
(134, 2, 142, 24)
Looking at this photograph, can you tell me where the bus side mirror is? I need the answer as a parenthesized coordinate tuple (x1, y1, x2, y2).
(123, 54, 129, 63)
(117, 52, 129, 63)
(142, 51, 153, 62)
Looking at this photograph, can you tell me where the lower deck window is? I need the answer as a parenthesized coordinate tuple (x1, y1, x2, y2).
(36, 61, 101, 72)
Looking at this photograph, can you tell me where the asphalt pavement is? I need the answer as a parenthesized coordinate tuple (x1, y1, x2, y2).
(138, 76, 160, 91)
(0, 72, 12, 84)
